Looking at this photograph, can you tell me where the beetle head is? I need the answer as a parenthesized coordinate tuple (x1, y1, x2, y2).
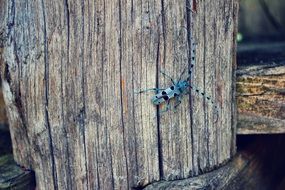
(177, 80, 189, 92)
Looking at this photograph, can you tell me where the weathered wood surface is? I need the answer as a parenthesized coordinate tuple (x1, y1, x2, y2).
(144, 152, 249, 190)
(1, 135, 283, 190)
(0, 154, 35, 190)
(0, 0, 238, 189)
(144, 154, 245, 190)
(237, 42, 285, 134)
(0, 83, 9, 131)
(144, 135, 285, 190)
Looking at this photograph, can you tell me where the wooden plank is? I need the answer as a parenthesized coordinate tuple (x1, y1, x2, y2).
(238, 114, 285, 134)
(237, 42, 285, 134)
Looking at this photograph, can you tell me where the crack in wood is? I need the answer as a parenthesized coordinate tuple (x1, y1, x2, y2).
(41, 0, 58, 189)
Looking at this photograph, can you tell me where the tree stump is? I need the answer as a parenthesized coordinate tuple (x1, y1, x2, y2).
(0, 0, 238, 189)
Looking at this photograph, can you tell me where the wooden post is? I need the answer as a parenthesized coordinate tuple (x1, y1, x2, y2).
(0, 0, 238, 189)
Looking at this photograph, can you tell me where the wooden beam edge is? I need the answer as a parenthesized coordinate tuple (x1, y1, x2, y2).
(237, 114, 285, 134)
(142, 153, 250, 190)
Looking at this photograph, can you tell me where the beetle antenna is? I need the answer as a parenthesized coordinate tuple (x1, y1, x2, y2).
(178, 66, 187, 82)
(179, 64, 194, 82)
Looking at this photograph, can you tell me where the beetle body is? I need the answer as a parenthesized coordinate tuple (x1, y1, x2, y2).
(151, 80, 189, 105)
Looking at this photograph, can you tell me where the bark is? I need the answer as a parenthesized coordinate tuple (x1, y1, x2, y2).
(0, 0, 238, 189)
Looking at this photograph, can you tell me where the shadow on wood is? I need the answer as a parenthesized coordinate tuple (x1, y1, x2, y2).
(143, 135, 285, 190)
(0, 154, 35, 190)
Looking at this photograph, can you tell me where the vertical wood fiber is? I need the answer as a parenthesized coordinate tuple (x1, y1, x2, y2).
(0, 0, 238, 189)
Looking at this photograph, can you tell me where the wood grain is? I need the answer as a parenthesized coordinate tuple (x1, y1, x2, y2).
(237, 43, 285, 134)
(0, 0, 238, 189)
(144, 153, 248, 190)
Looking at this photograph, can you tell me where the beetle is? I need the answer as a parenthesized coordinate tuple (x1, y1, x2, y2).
(135, 66, 218, 113)
(150, 70, 191, 112)
(135, 74, 218, 113)
(135, 36, 218, 113)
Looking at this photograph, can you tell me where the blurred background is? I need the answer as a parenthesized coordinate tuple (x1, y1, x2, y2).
(238, 0, 285, 65)
(239, 0, 285, 42)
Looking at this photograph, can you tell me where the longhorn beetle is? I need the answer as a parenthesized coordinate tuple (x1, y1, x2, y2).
(135, 68, 218, 113)
(135, 38, 219, 113)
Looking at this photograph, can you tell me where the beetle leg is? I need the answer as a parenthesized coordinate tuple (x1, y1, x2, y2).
(174, 96, 182, 110)
(160, 71, 175, 85)
(160, 99, 171, 114)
